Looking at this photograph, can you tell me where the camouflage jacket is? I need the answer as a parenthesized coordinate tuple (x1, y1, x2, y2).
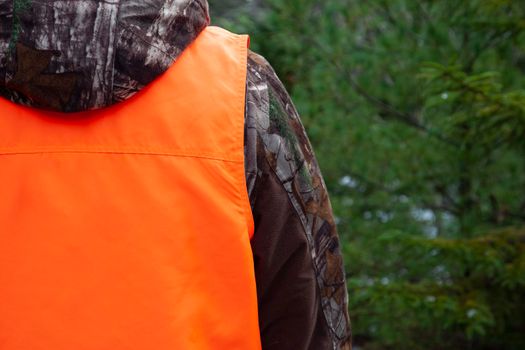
(0, 0, 351, 348)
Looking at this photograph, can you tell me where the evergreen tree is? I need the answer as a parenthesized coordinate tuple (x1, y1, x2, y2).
(212, 0, 525, 348)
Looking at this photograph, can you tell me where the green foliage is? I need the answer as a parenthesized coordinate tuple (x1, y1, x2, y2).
(212, 0, 525, 348)
(420, 62, 525, 151)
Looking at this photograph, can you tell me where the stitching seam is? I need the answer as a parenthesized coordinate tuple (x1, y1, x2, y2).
(0, 148, 242, 163)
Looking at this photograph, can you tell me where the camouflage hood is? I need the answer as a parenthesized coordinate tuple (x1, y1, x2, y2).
(0, 0, 210, 113)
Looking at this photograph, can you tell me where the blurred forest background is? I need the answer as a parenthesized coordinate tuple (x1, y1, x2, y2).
(209, 1, 525, 349)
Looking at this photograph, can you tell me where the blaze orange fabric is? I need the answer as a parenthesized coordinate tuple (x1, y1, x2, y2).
(0, 26, 260, 349)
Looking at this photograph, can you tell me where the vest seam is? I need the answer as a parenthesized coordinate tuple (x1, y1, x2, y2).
(234, 33, 255, 240)
(0, 149, 243, 163)
(231, 30, 261, 348)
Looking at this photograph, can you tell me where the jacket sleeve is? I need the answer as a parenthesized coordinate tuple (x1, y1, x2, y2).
(244, 51, 352, 350)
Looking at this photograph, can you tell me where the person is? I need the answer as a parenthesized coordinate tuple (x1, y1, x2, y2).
(0, 0, 351, 349)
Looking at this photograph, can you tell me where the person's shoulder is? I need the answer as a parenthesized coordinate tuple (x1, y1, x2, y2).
(244, 49, 309, 181)
(246, 50, 290, 101)
(247, 50, 273, 72)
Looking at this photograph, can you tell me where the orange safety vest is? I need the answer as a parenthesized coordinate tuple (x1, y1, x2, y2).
(0, 27, 261, 349)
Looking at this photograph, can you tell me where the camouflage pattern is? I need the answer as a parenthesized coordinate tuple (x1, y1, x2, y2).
(0, 0, 209, 112)
(246, 51, 352, 349)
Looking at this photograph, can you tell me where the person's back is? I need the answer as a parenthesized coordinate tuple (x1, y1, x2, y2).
(0, 1, 351, 349)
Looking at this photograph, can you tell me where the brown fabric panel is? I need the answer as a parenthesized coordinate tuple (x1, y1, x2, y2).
(250, 157, 332, 350)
